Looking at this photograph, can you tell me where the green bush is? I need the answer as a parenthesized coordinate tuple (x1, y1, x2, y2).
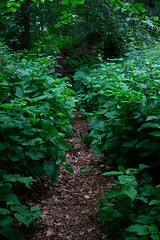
(0, 170, 42, 240)
(0, 42, 75, 177)
(94, 164, 160, 240)
(74, 44, 160, 167)
(0, 42, 76, 239)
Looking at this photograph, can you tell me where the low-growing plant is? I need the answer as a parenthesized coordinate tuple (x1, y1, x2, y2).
(0, 41, 75, 178)
(0, 170, 42, 240)
(94, 164, 160, 240)
(0, 41, 76, 239)
(75, 44, 160, 167)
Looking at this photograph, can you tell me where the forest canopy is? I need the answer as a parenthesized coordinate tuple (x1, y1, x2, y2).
(0, 0, 159, 55)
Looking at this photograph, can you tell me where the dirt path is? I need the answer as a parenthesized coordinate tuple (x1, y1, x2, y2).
(23, 111, 114, 240)
(21, 54, 115, 240)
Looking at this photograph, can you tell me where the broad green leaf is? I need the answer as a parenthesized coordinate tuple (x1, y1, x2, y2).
(43, 161, 60, 182)
(134, 3, 146, 12)
(138, 123, 157, 131)
(118, 166, 126, 174)
(146, 116, 158, 121)
(18, 176, 36, 189)
(139, 164, 150, 171)
(57, 139, 70, 150)
(151, 234, 159, 240)
(118, 175, 136, 185)
(15, 213, 32, 228)
(152, 16, 159, 21)
(149, 131, 160, 137)
(22, 128, 35, 135)
(3, 174, 20, 182)
(10, 7, 16, 12)
(125, 224, 149, 235)
(25, 151, 44, 160)
(135, 195, 148, 203)
(135, 215, 154, 224)
(15, 87, 24, 98)
(32, 95, 47, 102)
(149, 200, 160, 206)
(0, 208, 10, 215)
(149, 224, 158, 234)
(90, 119, 105, 131)
(136, 139, 159, 150)
(0, 104, 13, 109)
(7, 2, 14, 7)
(122, 187, 137, 200)
(102, 171, 123, 176)
(64, 163, 74, 174)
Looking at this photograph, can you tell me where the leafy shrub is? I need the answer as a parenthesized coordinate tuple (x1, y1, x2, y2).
(74, 44, 160, 167)
(0, 170, 42, 240)
(0, 42, 76, 239)
(94, 164, 160, 240)
(0, 42, 75, 177)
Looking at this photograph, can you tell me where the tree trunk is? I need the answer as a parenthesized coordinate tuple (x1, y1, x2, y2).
(19, 0, 30, 50)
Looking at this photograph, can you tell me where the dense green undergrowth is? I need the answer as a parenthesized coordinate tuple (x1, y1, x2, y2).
(75, 45, 160, 167)
(74, 44, 160, 239)
(0, 42, 75, 239)
(94, 164, 160, 240)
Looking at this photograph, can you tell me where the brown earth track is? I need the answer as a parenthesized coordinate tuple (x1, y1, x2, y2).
(22, 111, 114, 240)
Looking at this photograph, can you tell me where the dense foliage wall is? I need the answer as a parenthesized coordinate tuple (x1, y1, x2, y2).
(0, 42, 75, 239)
(74, 44, 160, 239)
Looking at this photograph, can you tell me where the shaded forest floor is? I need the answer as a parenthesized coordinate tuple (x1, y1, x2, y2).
(18, 54, 115, 240)
(21, 111, 114, 240)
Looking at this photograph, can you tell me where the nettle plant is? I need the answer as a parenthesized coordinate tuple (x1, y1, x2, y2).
(75, 45, 160, 167)
(0, 42, 75, 239)
(0, 42, 75, 177)
(0, 170, 42, 240)
(94, 164, 160, 240)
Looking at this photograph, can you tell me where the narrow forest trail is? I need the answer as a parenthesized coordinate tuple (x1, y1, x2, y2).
(23, 55, 114, 240)
(24, 111, 114, 240)
(24, 112, 113, 240)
